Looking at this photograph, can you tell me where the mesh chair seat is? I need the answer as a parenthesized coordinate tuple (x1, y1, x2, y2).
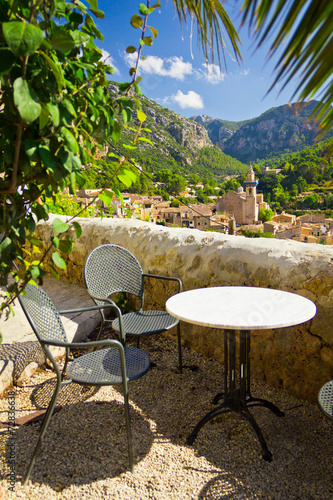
(112, 310, 179, 336)
(318, 380, 333, 420)
(68, 346, 150, 385)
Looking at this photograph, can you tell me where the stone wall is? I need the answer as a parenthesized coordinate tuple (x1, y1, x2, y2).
(36, 215, 333, 403)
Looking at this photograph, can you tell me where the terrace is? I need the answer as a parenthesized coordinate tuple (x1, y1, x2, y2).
(0, 216, 332, 497)
(33, 215, 332, 404)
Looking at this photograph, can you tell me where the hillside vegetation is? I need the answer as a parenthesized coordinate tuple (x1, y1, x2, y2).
(193, 102, 333, 162)
(252, 141, 333, 211)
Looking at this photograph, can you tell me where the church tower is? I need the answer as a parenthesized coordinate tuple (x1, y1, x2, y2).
(243, 165, 259, 224)
(244, 165, 258, 198)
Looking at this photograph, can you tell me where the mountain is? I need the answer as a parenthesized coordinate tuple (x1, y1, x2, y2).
(191, 101, 332, 162)
(108, 83, 248, 180)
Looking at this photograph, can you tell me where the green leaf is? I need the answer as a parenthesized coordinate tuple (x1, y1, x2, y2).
(13, 78, 41, 123)
(122, 144, 137, 150)
(118, 82, 131, 92)
(111, 121, 122, 144)
(30, 266, 41, 280)
(98, 189, 113, 207)
(48, 265, 60, 280)
(46, 102, 60, 127)
(130, 14, 143, 28)
(58, 238, 74, 254)
(134, 83, 142, 96)
(52, 218, 69, 234)
(88, 8, 104, 19)
(118, 169, 136, 188)
(72, 221, 82, 239)
(27, 236, 43, 249)
(69, 30, 90, 47)
(113, 189, 123, 204)
(123, 169, 137, 183)
(149, 27, 158, 38)
(126, 46, 137, 53)
(25, 140, 39, 159)
(39, 105, 50, 130)
(50, 30, 75, 54)
(139, 4, 154, 15)
(60, 127, 79, 154)
(75, 170, 86, 186)
(52, 251, 67, 270)
(27, 216, 36, 234)
(52, 236, 60, 249)
(138, 136, 153, 146)
(3, 22, 45, 57)
(143, 37, 153, 46)
(0, 48, 16, 75)
(61, 98, 77, 118)
(39, 145, 55, 171)
(39, 51, 65, 92)
(137, 109, 146, 123)
(0, 237, 11, 253)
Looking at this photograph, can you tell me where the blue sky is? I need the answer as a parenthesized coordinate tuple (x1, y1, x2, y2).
(96, 1, 300, 122)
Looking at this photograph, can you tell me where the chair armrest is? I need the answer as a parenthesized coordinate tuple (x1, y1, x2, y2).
(59, 303, 114, 314)
(142, 273, 182, 293)
(41, 338, 123, 350)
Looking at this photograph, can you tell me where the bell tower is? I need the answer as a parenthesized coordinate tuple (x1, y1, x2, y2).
(243, 165, 259, 223)
(244, 165, 258, 197)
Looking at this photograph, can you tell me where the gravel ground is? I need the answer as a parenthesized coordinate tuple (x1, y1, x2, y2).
(0, 331, 332, 500)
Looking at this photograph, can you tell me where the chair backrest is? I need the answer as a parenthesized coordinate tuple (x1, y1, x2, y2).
(84, 244, 144, 301)
(318, 380, 333, 420)
(18, 284, 67, 344)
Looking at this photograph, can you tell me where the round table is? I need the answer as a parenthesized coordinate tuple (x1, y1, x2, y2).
(166, 286, 316, 461)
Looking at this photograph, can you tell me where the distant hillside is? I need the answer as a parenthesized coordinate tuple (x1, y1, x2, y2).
(192, 102, 333, 162)
(108, 83, 248, 180)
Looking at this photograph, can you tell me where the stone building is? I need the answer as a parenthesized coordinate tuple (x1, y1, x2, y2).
(215, 166, 268, 225)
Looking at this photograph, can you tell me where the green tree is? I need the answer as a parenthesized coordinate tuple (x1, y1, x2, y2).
(259, 208, 274, 222)
(0, 0, 242, 314)
(224, 179, 241, 192)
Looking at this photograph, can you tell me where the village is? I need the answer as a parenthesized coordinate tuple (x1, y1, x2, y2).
(75, 166, 333, 245)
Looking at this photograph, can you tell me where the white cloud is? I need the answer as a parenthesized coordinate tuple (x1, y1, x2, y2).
(99, 48, 120, 74)
(124, 53, 193, 81)
(199, 63, 225, 84)
(239, 68, 250, 77)
(171, 90, 204, 109)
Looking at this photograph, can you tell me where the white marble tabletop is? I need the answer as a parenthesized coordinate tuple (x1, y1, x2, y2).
(166, 286, 316, 330)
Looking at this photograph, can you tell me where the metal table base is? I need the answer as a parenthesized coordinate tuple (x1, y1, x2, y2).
(187, 329, 285, 461)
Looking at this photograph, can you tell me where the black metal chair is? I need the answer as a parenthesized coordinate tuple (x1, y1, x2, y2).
(18, 283, 150, 485)
(318, 380, 333, 420)
(84, 244, 183, 372)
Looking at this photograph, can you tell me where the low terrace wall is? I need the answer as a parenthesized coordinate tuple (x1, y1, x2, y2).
(36, 216, 333, 403)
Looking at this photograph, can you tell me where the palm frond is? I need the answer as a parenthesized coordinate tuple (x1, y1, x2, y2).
(172, 0, 242, 69)
(241, 0, 333, 139)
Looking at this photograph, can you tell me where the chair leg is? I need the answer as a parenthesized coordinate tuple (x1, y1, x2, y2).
(136, 336, 140, 348)
(177, 323, 183, 373)
(95, 318, 105, 342)
(123, 389, 134, 473)
(22, 377, 63, 485)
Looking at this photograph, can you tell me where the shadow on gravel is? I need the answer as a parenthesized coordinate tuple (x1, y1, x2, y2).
(0, 397, 153, 491)
(117, 333, 333, 500)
